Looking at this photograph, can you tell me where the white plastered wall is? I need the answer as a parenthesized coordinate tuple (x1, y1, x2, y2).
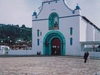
(32, 0, 81, 55)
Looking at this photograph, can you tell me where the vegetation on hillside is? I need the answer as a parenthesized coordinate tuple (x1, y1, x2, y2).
(0, 24, 32, 45)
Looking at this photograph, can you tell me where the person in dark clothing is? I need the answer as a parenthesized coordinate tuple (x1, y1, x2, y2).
(84, 52, 88, 63)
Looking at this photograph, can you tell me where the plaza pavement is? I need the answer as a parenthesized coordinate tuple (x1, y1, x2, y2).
(0, 56, 100, 75)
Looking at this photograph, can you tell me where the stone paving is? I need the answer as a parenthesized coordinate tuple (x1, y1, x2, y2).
(0, 56, 100, 75)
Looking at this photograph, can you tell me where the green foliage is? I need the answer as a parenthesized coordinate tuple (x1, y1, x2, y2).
(0, 24, 32, 44)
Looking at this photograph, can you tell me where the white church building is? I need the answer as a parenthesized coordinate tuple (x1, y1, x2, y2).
(32, 0, 100, 57)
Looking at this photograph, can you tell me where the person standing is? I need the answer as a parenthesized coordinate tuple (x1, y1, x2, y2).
(84, 52, 87, 63)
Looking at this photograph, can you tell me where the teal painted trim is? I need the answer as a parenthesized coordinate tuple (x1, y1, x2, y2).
(75, 4, 81, 10)
(43, 31, 66, 55)
(70, 27, 73, 35)
(32, 15, 80, 21)
(48, 12, 59, 30)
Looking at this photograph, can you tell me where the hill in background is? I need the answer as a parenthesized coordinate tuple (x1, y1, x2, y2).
(0, 24, 32, 46)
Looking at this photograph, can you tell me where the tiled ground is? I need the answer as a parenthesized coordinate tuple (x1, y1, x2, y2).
(0, 56, 100, 75)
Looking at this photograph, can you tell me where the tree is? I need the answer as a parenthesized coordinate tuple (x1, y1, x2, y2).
(0, 24, 32, 45)
(21, 24, 26, 28)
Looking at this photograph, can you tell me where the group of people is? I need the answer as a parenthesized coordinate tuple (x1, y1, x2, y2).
(84, 51, 90, 63)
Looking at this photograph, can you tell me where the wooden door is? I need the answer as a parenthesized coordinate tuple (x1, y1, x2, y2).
(51, 38, 60, 55)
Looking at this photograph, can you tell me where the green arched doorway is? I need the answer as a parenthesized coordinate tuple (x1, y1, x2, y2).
(43, 31, 66, 55)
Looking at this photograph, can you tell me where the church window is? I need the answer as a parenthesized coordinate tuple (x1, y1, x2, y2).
(48, 12, 59, 30)
(70, 38, 73, 45)
(37, 29, 39, 37)
(70, 27, 73, 35)
(37, 39, 40, 46)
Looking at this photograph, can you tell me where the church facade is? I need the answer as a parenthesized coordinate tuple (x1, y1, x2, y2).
(32, 0, 100, 56)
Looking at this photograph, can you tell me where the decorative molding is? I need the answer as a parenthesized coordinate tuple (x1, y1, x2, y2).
(32, 15, 81, 21)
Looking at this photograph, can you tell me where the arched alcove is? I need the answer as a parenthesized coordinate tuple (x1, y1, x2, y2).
(48, 12, 59, 30)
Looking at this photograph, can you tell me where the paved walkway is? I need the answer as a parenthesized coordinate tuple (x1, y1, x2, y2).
(0, 56, 100, 75)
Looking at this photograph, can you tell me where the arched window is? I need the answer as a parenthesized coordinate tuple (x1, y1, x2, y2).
(48, 12, 59, 30)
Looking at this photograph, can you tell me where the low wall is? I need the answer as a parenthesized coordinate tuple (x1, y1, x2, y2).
(0, 50, 100, 58)
(0, 50, 34, 55)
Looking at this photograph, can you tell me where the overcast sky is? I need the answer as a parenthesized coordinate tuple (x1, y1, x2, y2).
(0, 0, 100, 28)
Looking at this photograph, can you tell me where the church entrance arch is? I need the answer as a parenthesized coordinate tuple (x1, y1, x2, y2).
(43, 31, 66, 55)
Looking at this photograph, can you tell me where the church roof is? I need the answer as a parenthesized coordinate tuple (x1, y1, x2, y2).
(82, 16, 100, 31)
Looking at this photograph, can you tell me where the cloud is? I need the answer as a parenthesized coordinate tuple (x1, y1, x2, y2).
(0, 0, 100, 28)
(0, 0, 33, 27)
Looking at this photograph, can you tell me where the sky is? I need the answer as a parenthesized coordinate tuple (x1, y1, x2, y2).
(0, 0, 100, 28)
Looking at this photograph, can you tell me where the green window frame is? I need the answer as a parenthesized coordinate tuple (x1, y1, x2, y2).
(70, 27, 73, 35)
(37, 39, 39, 46)
(48, 12, 59, 30)
(37, 29, 39, 37)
